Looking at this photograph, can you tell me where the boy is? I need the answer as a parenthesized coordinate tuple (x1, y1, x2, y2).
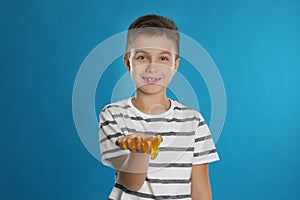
(99, 14, 219, 199)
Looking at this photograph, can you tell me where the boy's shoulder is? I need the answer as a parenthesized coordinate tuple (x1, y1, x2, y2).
(101, 98, 131, 112)
(172, 100, 205, 120)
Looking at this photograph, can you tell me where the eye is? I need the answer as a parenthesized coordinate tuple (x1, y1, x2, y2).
(160, 56, 169, 61)
(136, 55, 146, 60)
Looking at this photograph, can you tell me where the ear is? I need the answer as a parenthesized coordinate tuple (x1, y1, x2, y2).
(173, 57, 180, 74)
(123, 55, 131, 72)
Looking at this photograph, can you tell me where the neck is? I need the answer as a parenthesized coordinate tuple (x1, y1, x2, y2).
(132, 90, 171, 115)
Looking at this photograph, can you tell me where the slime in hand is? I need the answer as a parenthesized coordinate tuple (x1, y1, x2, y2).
(122, 135, 163, 160)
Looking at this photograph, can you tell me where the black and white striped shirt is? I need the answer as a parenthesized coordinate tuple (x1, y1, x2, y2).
(99, 98, 219, 199)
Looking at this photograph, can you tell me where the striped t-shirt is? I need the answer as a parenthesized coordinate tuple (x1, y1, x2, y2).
(99, 98, 219, 199)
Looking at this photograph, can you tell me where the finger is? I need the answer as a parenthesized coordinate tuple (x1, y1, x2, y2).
(130, 137, 137, 152)
(147, 140, 152, 153)
(115, 138, 124, 147)
(141, 138, 149, 153)
(126, 137, 132, 150)
(156, 135, 163, 144)
(135, 136, 142, 152)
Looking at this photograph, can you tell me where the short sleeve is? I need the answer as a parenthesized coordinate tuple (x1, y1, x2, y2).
(193, 116, 220, 165)
(99, 107, 129, 167)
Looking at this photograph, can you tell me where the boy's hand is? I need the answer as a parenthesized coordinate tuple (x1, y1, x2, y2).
(115, 135, 146, 153)
(115, 134, 163, 159)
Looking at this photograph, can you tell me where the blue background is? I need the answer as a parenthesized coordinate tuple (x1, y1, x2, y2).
(1, 0, 300, 199)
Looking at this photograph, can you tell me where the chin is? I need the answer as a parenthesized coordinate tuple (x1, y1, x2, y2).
(137, 85, 165, 95)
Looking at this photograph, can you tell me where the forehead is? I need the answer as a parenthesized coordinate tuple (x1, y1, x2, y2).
(130, 35, 177, 54)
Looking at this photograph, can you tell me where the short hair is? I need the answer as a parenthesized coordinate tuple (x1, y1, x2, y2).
(126, 14, 180, 58)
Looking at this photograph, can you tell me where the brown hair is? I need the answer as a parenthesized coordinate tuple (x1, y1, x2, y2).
(126, 14, 180, 58)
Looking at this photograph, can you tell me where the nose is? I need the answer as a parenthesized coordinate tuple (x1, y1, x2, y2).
(145, 61, 158, 73)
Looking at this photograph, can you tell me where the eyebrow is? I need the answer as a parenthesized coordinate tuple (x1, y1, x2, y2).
(134, 50, 174, 56)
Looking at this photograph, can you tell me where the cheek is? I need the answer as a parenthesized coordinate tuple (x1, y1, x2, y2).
(130, 66, 145, 75)
(161, 67, 174, 77)
(130, 67, 144, 86)
(131, 60, 138, 67)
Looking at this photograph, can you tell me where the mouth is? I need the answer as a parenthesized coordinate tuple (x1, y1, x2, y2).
(142, 77, 162, 84)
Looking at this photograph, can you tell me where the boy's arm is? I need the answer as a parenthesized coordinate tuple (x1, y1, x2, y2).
(100, 109, 147, 191)
(110, 135, 158, 191)
(191, 163, 212, 200)
(111, 153, 149, 191)
(100, 108, 159, 192)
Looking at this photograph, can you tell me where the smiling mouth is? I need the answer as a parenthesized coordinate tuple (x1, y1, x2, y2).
(142, 77, 162, 84)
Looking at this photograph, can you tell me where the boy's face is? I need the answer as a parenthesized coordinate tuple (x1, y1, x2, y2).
(124, 34, 180, 95)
